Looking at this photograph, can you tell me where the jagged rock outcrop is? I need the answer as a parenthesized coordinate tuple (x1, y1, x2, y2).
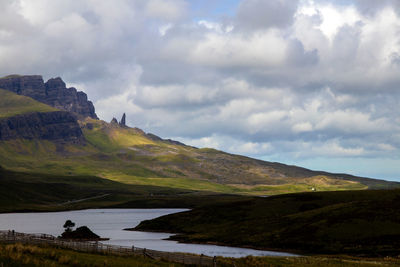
(110, 118, 118, 124)
(44, 78, 97, 119)
(0, 75, 46, 100)
(119, 113, 126, 127)
(0, 75, 98, 119)
(0, 111, 84, 143)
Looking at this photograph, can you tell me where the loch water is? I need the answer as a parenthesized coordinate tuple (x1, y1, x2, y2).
(0, 209, 296, 258)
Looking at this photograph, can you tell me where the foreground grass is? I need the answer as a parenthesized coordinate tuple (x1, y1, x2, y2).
(0, 243, 181, 267)
(1, 243, 399, 267)
(218, 255, 400, 267)
(135, 189, 400, 257)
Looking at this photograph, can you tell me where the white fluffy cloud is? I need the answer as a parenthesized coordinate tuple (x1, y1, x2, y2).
(1, 0, 400, 179)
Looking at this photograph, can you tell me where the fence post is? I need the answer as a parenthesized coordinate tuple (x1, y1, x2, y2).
(0, 231, 221, 267)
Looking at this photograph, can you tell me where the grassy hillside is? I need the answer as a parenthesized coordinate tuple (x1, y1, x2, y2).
(0, 89, 57, 118)
(0, 117, 396, 195)
(0, 132, 375, 196)
(134, 189, 400, 257)
(0, 166, 249, 212)
(0, 89, 398, 196)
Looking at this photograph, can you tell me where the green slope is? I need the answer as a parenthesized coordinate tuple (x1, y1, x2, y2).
(0, 166, 247, 212)
(0, 131, 374, 196)
(0, 89, 57, 118)
(0, 89, 398, 196)
(134, 188, 400, 257)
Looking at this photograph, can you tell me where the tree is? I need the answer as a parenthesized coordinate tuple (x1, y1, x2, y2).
(63, 220, 75, 232)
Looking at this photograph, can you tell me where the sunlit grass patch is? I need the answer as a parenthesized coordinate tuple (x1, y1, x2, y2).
(0, 89, 57, 118)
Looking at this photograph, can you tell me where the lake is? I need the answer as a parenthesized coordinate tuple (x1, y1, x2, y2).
(0, 209, 296, 258)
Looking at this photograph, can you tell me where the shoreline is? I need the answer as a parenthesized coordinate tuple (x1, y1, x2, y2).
(2, 208, 399, 261)
(0, 206, 189, 215)
(125, 228, 302, 256)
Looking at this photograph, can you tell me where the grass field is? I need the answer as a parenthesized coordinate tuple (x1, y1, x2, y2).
(0, 243, 182, 267)
(1, 243, 399, 267)
(0, 90, 396, 196)
(0, 136, 375, 196)
(217, 255, 400, 267)
(2, 88, 400, 264)
(0, 84, 398, 198)
(0, 166, 250, 212)
(135, 188, 400, 257)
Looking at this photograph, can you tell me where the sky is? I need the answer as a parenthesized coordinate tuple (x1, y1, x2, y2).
(1, 0, 400, 181)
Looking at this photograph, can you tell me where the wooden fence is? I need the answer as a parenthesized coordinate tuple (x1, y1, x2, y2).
(0, 230, 217, 266)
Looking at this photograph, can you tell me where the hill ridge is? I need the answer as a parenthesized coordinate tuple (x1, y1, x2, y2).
(0, 75, 97, 119)
(0, 75, 398, 195)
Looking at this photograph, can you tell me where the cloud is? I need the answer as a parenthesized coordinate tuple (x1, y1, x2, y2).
(145, 0, 188, 21)
(235, 0, 299, 30)
(354, 0, 400, 16)
(1, 0, 400, 179)
(292, 122, 313, 133)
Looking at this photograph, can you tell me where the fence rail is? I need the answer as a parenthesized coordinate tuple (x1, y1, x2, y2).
(0, 230, 217, 266)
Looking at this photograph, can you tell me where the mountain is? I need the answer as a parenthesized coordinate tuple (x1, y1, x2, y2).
(0, 75, 398, 196)
(0, 75, 97, 119)
(0, 89, 84, 143)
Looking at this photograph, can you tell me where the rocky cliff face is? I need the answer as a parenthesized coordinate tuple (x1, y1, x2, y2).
(0, 75, 98, 119)
(119, 113, 126, 127)
(44, 77, 97, 119)
(0, 75, 46, 100)
(0, 111, 84, 143)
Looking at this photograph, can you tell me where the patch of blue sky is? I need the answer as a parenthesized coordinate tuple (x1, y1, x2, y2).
(188, 0, 241, 21)
(261, 156, 400, 182)
(303, 0, 354, 5)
